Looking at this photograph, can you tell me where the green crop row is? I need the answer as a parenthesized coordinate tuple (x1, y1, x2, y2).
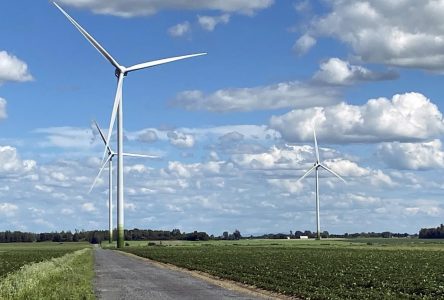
(123, 245, 444, 299)
(0, 242, 90, 278)
(0, 248, 95, 299)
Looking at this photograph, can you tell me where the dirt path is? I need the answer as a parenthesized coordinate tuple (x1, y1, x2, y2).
(94, 248, 269, 299)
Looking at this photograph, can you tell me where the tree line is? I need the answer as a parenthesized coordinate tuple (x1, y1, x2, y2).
(419, 224, 444, 239)
(0, 229, 213, 244)
(0, 228, 427, 243)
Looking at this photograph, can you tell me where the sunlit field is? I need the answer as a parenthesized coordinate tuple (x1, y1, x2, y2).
(0, 242, 90, 278)
(0, 242, 94, 299)
(120, 238, 444, 299)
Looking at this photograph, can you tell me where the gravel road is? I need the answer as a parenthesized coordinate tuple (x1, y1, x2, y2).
(94, 248, 264, 300)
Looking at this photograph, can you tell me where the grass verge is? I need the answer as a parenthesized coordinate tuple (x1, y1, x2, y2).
(0, 248, 95, 300)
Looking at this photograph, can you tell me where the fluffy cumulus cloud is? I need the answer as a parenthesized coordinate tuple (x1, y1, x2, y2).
(0, 51, 33, 84)
(198, 14, 230, 31)
(313, 58, 398, 85)
(293, 34, 316, 56)
(378, 140, 444, 170)
(58, 0, 274, 17)
(167, 131, 195, 148)
(0, 98, 6, 120)
(299, 0, 444, 70)
(270, 92, 444, 143)
(232, 145, 308, 170)
(168, 21, 191, 37)
(324, 159, 369, 177)
(0, 146, 36, 176)
(173, 81, 341, 112)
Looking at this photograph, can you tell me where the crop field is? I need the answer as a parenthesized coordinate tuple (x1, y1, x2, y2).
(122, 239, 444, 299)
(0, 242, 90, 278)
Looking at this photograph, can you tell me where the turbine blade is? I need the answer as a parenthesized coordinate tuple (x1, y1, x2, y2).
(102, 74, 123, 163)
(313, 127, 320, 163)
(319, 164, 346, 183)
(94, 120, 113, 154)
(297, 164, 317, 182)
(53, 2, 121, 70)
(122, 153, 159, 159)
(89, 154, 112, 194)
(125, 53, 207, 73)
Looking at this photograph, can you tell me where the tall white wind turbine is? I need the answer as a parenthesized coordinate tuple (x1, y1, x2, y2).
(89, 121, 157, 244)
(54, 2, 206, 248)
(297, 128, 346, 240)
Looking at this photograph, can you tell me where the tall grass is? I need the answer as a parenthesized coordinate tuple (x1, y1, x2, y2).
(0, 248, 95, 299)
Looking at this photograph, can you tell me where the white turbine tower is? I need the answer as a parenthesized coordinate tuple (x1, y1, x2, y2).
(89, 121, 157, 244)
(297, 128, 346, 240)
(54, 2, 206, 248)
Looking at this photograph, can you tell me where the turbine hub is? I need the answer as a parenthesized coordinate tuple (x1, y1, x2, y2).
(115, 67, 128, 77)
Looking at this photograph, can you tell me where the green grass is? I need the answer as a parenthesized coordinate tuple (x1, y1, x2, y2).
(0, 242, 91, 278)
(121, 238, 444, 299)
(0, 247, 95, 299)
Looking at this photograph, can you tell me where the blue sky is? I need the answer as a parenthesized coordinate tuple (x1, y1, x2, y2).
(0, 0, 443, 235)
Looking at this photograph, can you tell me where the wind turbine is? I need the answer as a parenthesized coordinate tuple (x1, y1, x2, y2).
(54, 2, 206, 248)
(297, 128, 345, 240)
(89, 120, 157, 244)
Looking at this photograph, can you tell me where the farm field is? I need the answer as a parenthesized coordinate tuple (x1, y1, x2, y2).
(0, 242, 91, 278)
(121, 238, 444, 299)
(0, 242, 94, 299)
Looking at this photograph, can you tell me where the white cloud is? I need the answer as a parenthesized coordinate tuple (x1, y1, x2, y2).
(404, 202, 442, 217)
(219, 131, 244, 144)
(378, 140, 444, 170)
(167, 131, 195, 148)
(369, 170, 395, 188)
(313, 58, 398, 85)
(198, 14, 230, 31)
(51, 172, 68, 182)
(0, 51, 33, 84)
(299, 0, 444, 70)
(137, 129, 158, 143)
(233, 145, 307, 170)
(125, 202, 136, 211)
(33, 218, 54, 229)
(81, 202, 96, 212)
(293, 34, 316, 55)
(270, 92, 444, 143)
(35, 184, 53, 193)
(34, 127, 95, 149)
(0, 203, 18, 217)
(268, 179, 303, 194)
(165, 161, 222, 179)
(0, 146, 36, 176)
(168, 21, 191, 37)
(125, 164, 151, 174)
(0, 98, 6, 120)
(58, 0, 274, 17)
(173, 81, 341, 112)
(61, 208, 74, 215)
(324, 159, 369, 177)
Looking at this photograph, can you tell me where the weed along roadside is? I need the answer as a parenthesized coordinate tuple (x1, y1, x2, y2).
(0, 245, 94, 299)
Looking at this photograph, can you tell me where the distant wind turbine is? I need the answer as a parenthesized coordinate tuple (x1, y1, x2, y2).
(297, 128, 346, 240)
(89, 120, 157, 244)
(54, 2, 206, 248)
